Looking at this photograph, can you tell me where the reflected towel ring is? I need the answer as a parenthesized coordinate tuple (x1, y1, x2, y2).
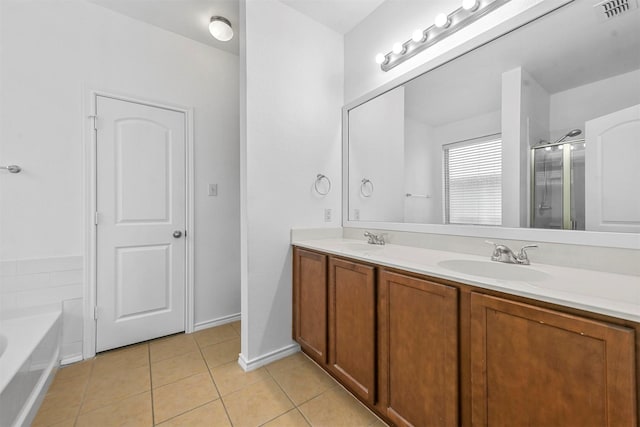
(0, 165, 21, 174)
(314, 174, 331, 196)
(360, 178, 374, 197)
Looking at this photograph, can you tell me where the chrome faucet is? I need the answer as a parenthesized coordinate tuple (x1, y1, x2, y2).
(364, 231, 385, 245)
(487, 241, 537, 265)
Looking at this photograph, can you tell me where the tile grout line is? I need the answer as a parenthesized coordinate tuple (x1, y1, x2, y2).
(262, 358, 316, 426)
(155, 398, 220, 426)
(195, 335, 235, 426)
(148, 344, 157, 426)
(72, 348, 151, 424)
(272, 352, 386, 427)
(73, 358, 97, 426)
(196, 334, 240, 352)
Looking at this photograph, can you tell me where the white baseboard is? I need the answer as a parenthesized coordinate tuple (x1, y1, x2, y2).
(194, 313, 241, 332)
(237, 343, 301, 372)
(60, 354, 84, 366)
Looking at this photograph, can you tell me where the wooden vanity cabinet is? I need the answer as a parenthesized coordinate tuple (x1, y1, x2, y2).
(292, 248, 328, 365)
(328, 256, 377, 405)
(470, 293, 637, 427)
(378, 270, 459, 427)
(292, 246, 638, 426)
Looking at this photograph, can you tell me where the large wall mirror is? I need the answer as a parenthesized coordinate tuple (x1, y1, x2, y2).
(345, 0, 640, 245)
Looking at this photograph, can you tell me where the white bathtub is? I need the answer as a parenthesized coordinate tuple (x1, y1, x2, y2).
(0, 307, 61, 427)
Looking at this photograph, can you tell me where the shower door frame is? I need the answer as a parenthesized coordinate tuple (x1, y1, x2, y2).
(530, 139, 583, 231)
(82, 89, 196, 360)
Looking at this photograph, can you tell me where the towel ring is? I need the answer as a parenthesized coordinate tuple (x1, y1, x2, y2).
(360, 178, 374, 198)
(0, 165, 21, 174)
(314, 174, 331, 196)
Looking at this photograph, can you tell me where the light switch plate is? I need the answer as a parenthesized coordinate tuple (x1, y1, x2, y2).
(208, 184, 218, 196)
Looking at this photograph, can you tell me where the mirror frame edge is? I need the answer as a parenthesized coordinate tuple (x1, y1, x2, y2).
(341, 0, 640, 250)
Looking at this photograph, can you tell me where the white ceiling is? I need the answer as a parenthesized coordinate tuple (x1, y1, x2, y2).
(87, 0, 384, 57)
(404, 1, 640, 127)
(88, 0, 240, 55)
(280, 0, 386, 34)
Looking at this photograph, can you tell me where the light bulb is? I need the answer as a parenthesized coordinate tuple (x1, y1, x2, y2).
(462, 0, 479, 11)
(434, 13, 450, 28)
(209, 16, 233, 41)
(412, 29, 425, 42)
(392, 43, 404, 54)
(375, 53, 386, 64)
(544, 147, 551, 152)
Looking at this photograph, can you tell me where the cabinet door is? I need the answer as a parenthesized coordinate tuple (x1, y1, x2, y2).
(293, 248, 327, 364)
(378, 270, 459, 427)
(470, 293, 637, 427)
(328, 257, 376, 404)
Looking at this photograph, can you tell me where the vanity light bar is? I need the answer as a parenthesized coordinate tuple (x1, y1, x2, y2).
(377, 0, 511, 72)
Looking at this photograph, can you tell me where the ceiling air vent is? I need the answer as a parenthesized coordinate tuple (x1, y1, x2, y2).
(593, 0, 638, 20)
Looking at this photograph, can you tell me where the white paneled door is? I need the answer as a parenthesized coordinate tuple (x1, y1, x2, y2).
(96, 96, 186, 352)
(585, 104, 640, 233)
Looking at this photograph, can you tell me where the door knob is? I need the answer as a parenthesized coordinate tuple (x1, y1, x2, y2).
(173, 231, 183, 238)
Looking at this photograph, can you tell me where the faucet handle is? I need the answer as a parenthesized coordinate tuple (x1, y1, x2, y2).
(519, 244, 537, 255)
(517, 244, 538, 264)
(519, 244, 538, 253)
(486, 240, 503, 260)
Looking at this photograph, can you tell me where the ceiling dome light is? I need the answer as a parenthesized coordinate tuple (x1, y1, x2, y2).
(412, 29, 425, 42)
(434, 13, 451, 28)
(375, 53, 387, 64)
(392, 42, 404, 54)
(209, 16, 233, 41)
(462, 0, 480, 11)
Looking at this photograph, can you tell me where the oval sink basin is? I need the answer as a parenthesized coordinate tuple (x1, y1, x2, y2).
(438, 259, 551, 282)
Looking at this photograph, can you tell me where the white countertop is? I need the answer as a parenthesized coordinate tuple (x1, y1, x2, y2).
(293, 238, 640, 323)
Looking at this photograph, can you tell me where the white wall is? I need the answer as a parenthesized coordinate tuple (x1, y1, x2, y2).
(349, 87, 405, 222)
(434, 110, 501, 146)
(501, 67, 523, 228)
(0, 0, 240, 353)
(549, 69, 640, 141)
(520, 69, 550, 227)
(240, 0, 343, 365)
(404, 118, 436, 223)
(502, 67, 550, 228)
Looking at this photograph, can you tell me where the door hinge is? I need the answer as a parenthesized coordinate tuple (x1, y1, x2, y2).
(93, 306, 99, 320)
(88, 115, 98, 131)
(184, 230, 187, 237)
(94, 211, 99, 225)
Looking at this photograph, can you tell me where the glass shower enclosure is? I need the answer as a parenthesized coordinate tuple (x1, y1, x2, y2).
(531, 140, 585, 230)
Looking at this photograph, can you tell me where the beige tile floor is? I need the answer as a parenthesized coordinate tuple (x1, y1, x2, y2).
(33, 321, 387, 427)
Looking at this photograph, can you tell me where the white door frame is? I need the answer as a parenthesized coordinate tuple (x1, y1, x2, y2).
(82, 89, 195, 359)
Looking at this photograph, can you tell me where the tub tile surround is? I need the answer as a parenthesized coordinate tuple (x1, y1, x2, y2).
(0, 256, 83, 363)
(33, 322, 386, 427)
(292, 228, 640, 322)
